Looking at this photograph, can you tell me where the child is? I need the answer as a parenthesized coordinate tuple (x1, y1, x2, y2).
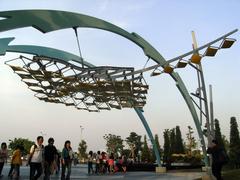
(11, 145, 22, 178)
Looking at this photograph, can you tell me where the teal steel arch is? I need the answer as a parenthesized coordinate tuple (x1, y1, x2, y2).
(0, 10, 166, 65)
(0, 37, 94, 67)
(0, 10, 208, 166)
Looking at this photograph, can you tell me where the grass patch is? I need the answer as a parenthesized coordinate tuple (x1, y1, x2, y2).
(194, 169, 240, 180)
(222, 169, 240, 180)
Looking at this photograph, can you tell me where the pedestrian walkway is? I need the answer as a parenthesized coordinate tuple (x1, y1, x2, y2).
(1, 164, 203, 180)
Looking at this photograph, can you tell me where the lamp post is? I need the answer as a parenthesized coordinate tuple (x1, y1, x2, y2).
(80, 125, 84, 141)
(40, 131, 47, 138)
(191, 31, 214, 143)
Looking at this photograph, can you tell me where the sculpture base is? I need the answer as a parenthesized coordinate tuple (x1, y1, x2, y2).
(201, 166, 212, 180)
(155, 167, 167, 173)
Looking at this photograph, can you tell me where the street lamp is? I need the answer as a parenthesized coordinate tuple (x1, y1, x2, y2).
(80, 125, 84, 141)
(40, 131, 47, 137)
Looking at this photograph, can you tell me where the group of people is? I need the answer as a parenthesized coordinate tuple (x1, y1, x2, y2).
(87, 151, 127, 175)
(1, 136, 128, 180)
(0, 136, 74, 180)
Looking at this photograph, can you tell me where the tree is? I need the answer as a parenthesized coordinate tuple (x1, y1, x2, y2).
(163, 129, 171, 167)
(126, 132, 142, 161)
(186, 126, 197, 156)
(214, 119, 225, 150)
(175, 126, 185, 154)
(150, 134, 162, 163)
(141, 135, 151, 162)
(103, 134, 124, 155)
(9, 138, 34, 156)
(229, 117, 240, 167)
(170, 128, 176, 154)
(78, 140, 87, 161)
(122, 149, 131, 158)
(222, 135, 230, 153)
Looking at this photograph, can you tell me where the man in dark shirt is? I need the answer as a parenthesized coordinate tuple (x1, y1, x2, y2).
(207, 139, 225, 180)
(44, 138, 57, 180)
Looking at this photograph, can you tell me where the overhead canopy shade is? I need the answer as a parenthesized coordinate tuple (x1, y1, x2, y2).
(42, 70, 62, 78)
(190, 54, 202, 64)
(30, 89, 45, 94)
(65, 102, 75, 106)
(98, 107, 111, 110)
(27, 69, 43, 76)
(132, 83, 149, 89)
(176, 61, 188, 68)
(9, 65, 27, 72)
(63, 76, 77, 82)
(204, 46, 218, 57)
(163, 66, 174, 74)
(24, 81, 39, 87)
(77, 107, 88, 110)
(41, 85, 54, 90)
(17, 73, 33, 79)
(109, 103, 121, 109)
(220, 38, 236, 49)
(150, 71, 161, 76)
(6, 55, 148, 111)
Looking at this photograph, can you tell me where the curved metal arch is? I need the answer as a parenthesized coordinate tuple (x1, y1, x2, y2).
(0, 9, 209, 166)
(0, 9, 166, 65)
(0, 37, 94, 67)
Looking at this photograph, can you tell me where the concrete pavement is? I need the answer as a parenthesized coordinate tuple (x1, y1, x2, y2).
(1, 164, 204, 180)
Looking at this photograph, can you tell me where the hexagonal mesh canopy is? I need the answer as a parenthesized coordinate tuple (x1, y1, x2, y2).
(6, 55, 148, 112)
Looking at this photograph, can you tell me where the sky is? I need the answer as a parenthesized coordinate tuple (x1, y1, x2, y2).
(0, 0, 239, 152)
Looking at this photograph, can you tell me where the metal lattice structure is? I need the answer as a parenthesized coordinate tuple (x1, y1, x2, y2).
(0, 10, 238, 168)
(6, 55, 148, 112)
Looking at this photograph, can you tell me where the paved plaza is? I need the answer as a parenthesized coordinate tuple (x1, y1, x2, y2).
(1, 164, 204, 180)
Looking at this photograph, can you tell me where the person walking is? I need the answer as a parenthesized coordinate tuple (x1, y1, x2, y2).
(207, 139, 227, 180)
(10, 145, 23, 179)
(61, 140, 73, 180)
(44, 138, 57, 180)
(55, 152, 61, 175)
(0, 142, 8, 177)
(108, 153, 114, 174)
(29, 136, 44, 180)
(87, 151, 94, 175)
(95, 151, 101, 174)
(8, 163, 14, 178)
(121, 154, 127, 173)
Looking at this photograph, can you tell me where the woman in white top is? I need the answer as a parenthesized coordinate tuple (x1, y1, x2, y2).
(88, 151, 94, 175)
(29, 136, 44, 180)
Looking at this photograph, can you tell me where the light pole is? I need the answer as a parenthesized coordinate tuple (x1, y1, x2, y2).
(40, 131, 47, 138)
(80, 125, 84, 141)
(209, 84, 215, 137)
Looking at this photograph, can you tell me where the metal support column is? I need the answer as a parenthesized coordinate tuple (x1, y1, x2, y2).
(209, 84, 215, 137)
(134, 107, 161, 167)
(171, 72, 209, 166)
